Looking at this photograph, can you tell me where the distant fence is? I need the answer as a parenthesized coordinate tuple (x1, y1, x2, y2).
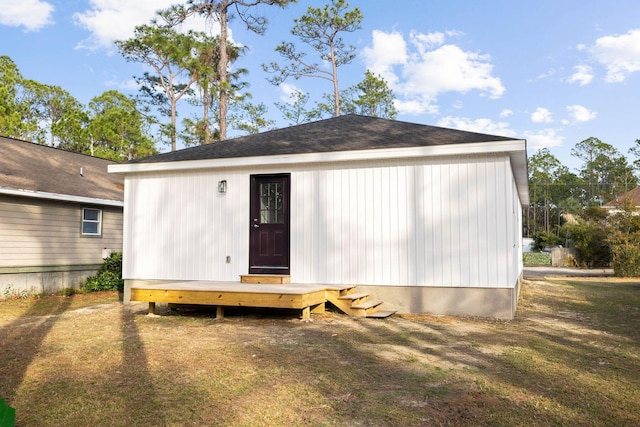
(550, 248, 577, 267)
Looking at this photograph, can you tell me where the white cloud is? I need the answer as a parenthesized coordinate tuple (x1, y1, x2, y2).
(73, 0, 217, 51)
(437, 116, 516, 137)
(524, 128, 564, 150)
(363, 30, 505, 115)
(531, 107, 553, 124)
(566, 104, 597, 122)
(278, 82, 304, 103)
(103, 78, 139, 91)
(567, 64, 594, 86)
(0, 0, 54, 31)
(499, 109, 513, 118)
(591, 28, 640, 82)
(362, 30, 407, 87)
(403, 44, 505, 98)
(408, 30, 464, 53)
(394, 99, 438, 115)
(534, 69, 555, 81)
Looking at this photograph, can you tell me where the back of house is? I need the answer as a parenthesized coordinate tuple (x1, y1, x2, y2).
(111, 115, 529, 319)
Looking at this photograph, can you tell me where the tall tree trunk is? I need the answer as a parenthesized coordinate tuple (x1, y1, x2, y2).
(171, 97, 177, 152)
(204, 90, 211, 144)
(219, 0, 229, 140)
(330, 42, 339, 117)
(202, 79, 211, 144)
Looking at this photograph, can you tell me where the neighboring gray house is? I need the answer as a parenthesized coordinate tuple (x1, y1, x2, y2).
(0, 136, 124, 297)
(111, 115, 529, 319)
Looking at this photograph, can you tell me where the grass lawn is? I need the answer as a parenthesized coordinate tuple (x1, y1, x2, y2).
(1, 279, 639, 426)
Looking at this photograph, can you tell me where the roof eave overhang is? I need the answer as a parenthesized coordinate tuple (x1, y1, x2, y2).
(0, 187, 124, 207)
(109, 139, 529, 204)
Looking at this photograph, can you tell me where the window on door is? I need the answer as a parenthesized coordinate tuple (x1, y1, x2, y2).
(260, 182, 284, 224)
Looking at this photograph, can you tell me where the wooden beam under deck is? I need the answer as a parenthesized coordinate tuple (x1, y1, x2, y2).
(130, 281, 331, 319)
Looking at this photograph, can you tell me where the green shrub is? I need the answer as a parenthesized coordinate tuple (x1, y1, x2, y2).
(523, 252, 551, 266)
(84, 252, 124, 292)
(611, 241, 640, 277)
(58, 288, 80, 297)
(532, 231, 562, 252)
(563, 220, 611, 268)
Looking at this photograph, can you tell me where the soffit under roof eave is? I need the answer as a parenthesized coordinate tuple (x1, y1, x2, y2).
(509, 149, 530, 206)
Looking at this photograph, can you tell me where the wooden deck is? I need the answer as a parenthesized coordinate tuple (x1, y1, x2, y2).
(131, 281, 332, 320)
(130, 279, 396, 319)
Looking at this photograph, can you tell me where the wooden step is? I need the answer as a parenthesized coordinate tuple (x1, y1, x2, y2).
(337, 292, 369, 301)
(351, 300, 383, 311)
(365, 310, 397, 319)
(240, 274, 290, 284)
(327, 285, 358, 296)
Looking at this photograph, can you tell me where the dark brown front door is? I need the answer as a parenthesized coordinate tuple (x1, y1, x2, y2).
(249, 174, 290, 274)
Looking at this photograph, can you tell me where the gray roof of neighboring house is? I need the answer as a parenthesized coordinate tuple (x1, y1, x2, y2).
(130, 114, 520, 164)
(0, 136, 124, 203)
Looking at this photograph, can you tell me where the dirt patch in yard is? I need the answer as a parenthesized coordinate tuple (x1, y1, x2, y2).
(1, 280, 639, 426)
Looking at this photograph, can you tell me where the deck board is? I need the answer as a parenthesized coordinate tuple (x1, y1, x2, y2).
(130, 281, 329, 313)
(131, 281, 330, 294)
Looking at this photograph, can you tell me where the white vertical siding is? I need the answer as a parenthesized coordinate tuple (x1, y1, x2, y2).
(123, 154, 523, 289)
(123, 169, 249, 281)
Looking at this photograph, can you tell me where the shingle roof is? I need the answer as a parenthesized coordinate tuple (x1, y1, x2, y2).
(0, 136, 124, 203)
(130, 114, 519, 164)
(604, 186, 640, 207)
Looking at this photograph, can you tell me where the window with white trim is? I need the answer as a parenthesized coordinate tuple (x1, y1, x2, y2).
(82, 208, 102, 236)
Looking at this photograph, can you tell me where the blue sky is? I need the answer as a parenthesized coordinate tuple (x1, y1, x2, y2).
(1, 0, 640, 171)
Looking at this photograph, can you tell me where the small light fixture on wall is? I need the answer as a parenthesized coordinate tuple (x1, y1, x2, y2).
(218, 180, 227, 194)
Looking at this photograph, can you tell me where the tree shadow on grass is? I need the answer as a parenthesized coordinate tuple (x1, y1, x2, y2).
(188, 289, 640, 426)
(105, 304, 169, 426)
(0, 297, 73, 405)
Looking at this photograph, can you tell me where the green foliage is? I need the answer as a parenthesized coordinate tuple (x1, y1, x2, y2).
(562, 201, 640, 275)
(2, 285, 31, 300)
(116, 23, 200, 150)
(344, 70, 397, 119)
(532, 231, 562, 252)
(274, 88, 320, 125)
(58, 288, 81, 297)
(84, 252, 124, 292)
(231, 102, 276, 135)
(0, 56, 39, 140)
(563, 219, 611, 268)
(607, 201, 640, 277)
(523, 252, 551, 266)
(630, 138, 640, 171)
(527, 148, 582, 237)
(571, 137, 637, 205)
(264, 0, 363, 116)
(86, 90, 157, 160)
(611, 243, 640, 277)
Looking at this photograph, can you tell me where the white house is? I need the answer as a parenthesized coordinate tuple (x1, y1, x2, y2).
(110, 115, 529, 319)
